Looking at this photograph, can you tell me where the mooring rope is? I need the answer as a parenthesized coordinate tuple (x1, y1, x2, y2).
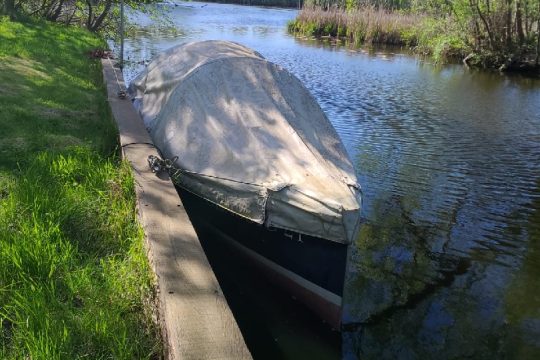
(146, 153, 267, 188)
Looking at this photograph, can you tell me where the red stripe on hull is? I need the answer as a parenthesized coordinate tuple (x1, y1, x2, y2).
(212, 227, 343, 330)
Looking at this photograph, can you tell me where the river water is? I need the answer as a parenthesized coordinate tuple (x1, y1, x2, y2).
(120, 2, 540, 359)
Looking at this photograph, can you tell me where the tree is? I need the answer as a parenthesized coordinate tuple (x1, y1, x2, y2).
(1, 0, 16, 18)
(85, 0, 114, 32)
(13, 0, 163, 33)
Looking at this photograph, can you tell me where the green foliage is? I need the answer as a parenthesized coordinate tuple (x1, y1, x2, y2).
(345, 0, 357, 11)
(414, 17, 469, 61)
(4, 0, 165, 33)
(0, 17, 161, 359)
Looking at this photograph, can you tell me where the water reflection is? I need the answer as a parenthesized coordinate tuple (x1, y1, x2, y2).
(503, 180, 540, 358)
(119, 2, 540, 358)
(342, 182, 540, 358)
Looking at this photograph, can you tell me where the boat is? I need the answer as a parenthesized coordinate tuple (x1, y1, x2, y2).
(127, 40, 362, 329)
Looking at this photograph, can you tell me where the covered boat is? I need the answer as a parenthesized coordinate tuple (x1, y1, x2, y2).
(128, 40, 362, 329)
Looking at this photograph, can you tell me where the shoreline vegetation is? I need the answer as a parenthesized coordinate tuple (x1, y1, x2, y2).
(0, 17, 161, 358)
(200, 0, 301, 7)
(288, 1, 540, 73)
(288, 6, 425, 47)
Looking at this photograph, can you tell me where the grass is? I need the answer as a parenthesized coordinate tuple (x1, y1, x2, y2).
(288, 6, 469, 61)
(0, 16, 161, 359)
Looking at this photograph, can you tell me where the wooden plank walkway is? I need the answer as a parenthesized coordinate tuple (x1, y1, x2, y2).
(101, 59, 252, 360)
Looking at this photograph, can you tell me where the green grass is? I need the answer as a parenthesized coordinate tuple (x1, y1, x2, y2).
(0, 17, 161, 359)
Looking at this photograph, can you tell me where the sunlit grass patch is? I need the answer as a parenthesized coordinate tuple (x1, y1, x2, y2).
(0, 17, 160, 359)
(1, 150, 160, 359)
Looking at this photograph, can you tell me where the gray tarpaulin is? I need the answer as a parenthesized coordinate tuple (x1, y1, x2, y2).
(128, 40, 362, 244)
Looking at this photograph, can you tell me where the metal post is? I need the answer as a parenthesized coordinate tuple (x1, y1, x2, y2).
(120, 0, 125, 70)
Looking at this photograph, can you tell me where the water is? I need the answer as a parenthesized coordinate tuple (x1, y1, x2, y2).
(119, 2, 540, 358)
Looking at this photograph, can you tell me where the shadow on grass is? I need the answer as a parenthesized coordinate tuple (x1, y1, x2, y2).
(0, 17, 117, 174)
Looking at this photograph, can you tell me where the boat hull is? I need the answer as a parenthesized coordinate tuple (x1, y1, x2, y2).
(177, 187, 349, 329)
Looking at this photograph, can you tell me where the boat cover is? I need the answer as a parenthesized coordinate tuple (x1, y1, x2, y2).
(128, 41, 362, 244)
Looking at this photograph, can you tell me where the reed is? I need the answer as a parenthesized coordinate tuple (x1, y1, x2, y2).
(288, 5, 424, 46)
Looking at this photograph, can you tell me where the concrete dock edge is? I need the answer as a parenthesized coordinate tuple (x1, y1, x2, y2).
(101, 59, 252, 360)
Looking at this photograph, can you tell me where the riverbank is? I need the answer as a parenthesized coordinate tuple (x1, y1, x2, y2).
(288, 6, 469, 62)
(288, 6, 540, 73)
(0, 17, 161, 358)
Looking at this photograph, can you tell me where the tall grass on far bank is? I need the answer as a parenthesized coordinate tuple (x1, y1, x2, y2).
(0, 17, 161, 359)
(288, 6, 469, 62)
(202, 0, 300, 7)
(288, 6, 424, 45)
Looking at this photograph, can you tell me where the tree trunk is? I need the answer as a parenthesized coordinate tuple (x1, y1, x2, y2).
(506, 0, 513, 48)
(44, 0, 56, 19)
(90, 0, 112, 32)
(67, 5, 77, 25)
(523, 0, 529, 38)
(46, 0, 67, 20)
(85, 0, 93, 30)
(474, 0, 496, 50)
(29, 0, 49, 17)
(515, 0, 525, 46)
(469, 0, 482, 50)
(49, 0, 66, 21)
(535, 17, 540, 67)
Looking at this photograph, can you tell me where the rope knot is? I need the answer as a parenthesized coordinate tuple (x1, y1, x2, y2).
(147, 155, 179, 174)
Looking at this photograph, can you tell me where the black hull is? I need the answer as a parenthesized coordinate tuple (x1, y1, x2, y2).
(177, 187, 349, 329)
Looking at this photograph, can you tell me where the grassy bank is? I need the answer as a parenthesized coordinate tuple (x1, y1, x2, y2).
(0, 17, 161, 359)
(288, 6, 468, 62)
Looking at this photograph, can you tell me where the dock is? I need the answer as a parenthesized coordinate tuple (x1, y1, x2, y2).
(101, 58, 252, 360)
